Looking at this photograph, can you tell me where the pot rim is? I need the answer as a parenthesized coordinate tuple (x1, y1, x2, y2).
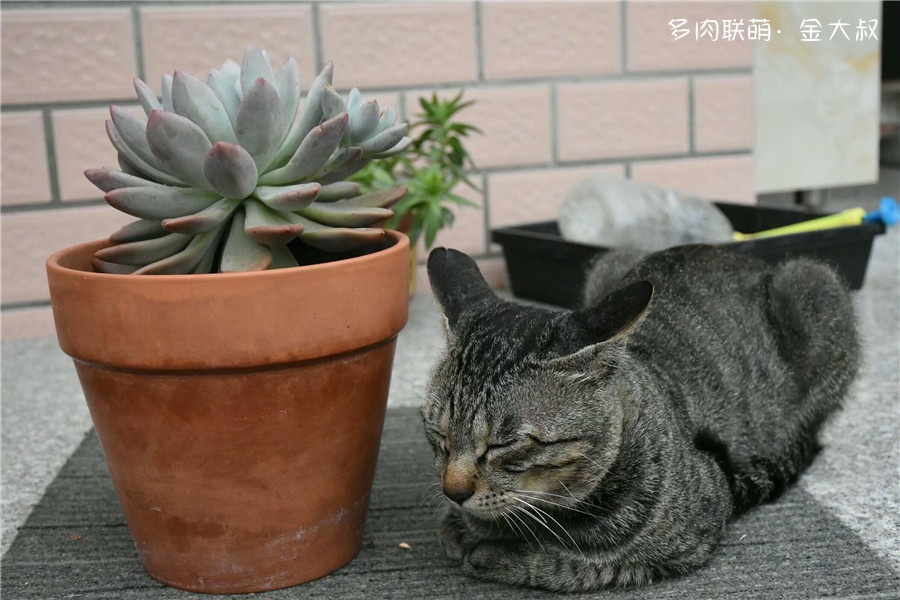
(46, 230, 409, 280)
(46, 230, 411, 370)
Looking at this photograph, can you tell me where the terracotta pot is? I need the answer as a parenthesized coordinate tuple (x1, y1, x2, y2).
(45, 232, 410, 594)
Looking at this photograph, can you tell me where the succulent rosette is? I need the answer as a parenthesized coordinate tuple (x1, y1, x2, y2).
(86, 45, 411, 274)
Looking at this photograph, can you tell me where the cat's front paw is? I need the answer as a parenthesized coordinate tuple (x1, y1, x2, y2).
(463, 539, 530, 586)
(440, 509, 471, 563)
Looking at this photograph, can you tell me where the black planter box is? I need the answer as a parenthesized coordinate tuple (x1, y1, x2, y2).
(491, 202, 887, 308)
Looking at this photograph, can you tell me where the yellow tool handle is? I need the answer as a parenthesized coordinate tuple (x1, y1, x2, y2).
(732, 208, 866, 241)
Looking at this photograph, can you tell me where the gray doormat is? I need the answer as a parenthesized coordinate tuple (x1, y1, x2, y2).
(2, 407, 898, 599)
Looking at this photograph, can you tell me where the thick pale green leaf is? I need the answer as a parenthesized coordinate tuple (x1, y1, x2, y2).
(191, 238, 219, 274)
(288, 212, 387, 251)
(109, 219, 168, 243)
(358, 122, 408, 154)
(268, 244, 300, 270)
(243, 199, 303, 246)
(373, 105, 398, 135)
(202, 142, 258, 199)
(240, 45, 276, 94)
(85, 167, 161, 193)
(297, 202, 393, 228)
(117, 154, 147, 179)
(207, 66, 241, 127)
(368, 136, 412, 159)
(269, 61, 333, 170)
(94, 232, 191, 266)
(321, 85, 346, 120)
(133, 77, 161, 117)
(171, 70, 237, 144)
(275, 57, 301, 140)
(192, 224, 228, 273)
(334, 185, 406, 210)
(161, 74, 174, 112)
(162, 196, 241, 234)
(298, 224, 386, 252)
(92, 257, 138, 274)
(133, 229, 220, 274)
(347, 88, 363, 115)
(316, 156, 370, 185)
(316, 181, 360, 202)
(106, 107, 182, 185)
(109, 105, 163, 165)
(105, 185, 219, 220)
(218, 58, 242, 82)
(259, 112, 347, 185)
(220, 207, 273, 272)
(145, 110, 213, 189)
(324, 146, 362, 173)
(349, 100, 381, 144)
(253, 182, 320, 211)
(235, 76, 283, 170)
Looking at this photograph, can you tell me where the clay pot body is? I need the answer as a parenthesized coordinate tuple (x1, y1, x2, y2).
(45, 233, 409, 594)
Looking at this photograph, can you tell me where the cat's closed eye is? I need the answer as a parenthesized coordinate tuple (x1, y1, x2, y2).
(426, 429, 448, 454)
(487, 435, 588, 472)
(481, 439, 518, 458)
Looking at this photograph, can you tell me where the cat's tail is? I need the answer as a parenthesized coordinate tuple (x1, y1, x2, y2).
(715, 258, 860, 514)
(742, 258, 861, 507)
(582, 248, 648, 308)
(765, 257, 861, 411)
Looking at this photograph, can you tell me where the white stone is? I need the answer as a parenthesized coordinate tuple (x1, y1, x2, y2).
(558, 174, 735, 252)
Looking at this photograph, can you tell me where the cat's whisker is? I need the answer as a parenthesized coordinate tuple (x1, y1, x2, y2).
(515, 488, 584, 505)
(512, 497, 547, 524)
(423, 485, 447, 510)
(505, 505, 544, 552)
(512, 497, 581, 555)
(557, 480, 612, 514)
(419, 481, 444, 508)
(518, 487, 614, 516)
(490, 511, 502, 531)
(513, 490, 598, 518)
(577, 453, 611, 478)
(499, 508, 530, 549)
(498, 507, 524, 541)
(514, 501, 569, 550)
(512, 496, 584, 558)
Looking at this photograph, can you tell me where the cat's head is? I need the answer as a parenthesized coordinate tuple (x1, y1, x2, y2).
(424, 248, 653, 519)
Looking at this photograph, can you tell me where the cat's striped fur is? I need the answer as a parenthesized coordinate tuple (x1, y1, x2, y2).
(423, 245, 859, 592)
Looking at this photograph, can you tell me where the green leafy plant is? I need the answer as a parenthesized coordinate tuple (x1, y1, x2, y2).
(351, 91, 481, 249)
(86, 45, 410, 274)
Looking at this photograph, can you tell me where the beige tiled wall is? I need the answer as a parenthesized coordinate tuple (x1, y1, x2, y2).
(0, 1, 755, 339)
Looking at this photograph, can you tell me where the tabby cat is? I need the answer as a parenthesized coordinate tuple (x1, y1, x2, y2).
(422, 245, 859, 592)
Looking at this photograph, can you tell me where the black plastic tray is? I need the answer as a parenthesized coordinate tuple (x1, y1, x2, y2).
(491, 202, 886, 308)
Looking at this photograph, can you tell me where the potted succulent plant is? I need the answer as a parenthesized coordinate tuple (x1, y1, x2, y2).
(45, 46, 411, 594)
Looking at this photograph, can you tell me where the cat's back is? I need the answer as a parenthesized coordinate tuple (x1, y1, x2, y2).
(605, 245, 773, 356)
(586, 244, 859, 512)
(618, 244, 768, 303)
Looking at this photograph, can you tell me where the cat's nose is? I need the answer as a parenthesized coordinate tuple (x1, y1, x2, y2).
(443, 461, 475, 505)
(443, 484, 473, 505)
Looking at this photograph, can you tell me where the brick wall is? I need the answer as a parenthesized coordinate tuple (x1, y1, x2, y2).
(0, 1, 754, 339)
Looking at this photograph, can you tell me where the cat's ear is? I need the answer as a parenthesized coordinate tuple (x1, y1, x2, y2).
(574, 280, 654, 345)
(547, 280, 653, 373)
(427, 247, 495, 329)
